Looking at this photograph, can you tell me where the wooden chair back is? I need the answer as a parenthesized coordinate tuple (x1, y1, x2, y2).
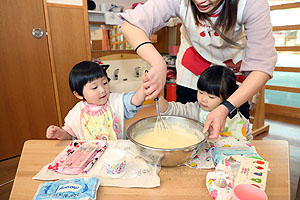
(250, 86, 270, 137)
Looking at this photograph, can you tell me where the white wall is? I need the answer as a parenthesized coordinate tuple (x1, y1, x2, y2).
(47, 0, 145, 9)
(93, 0, 147, 11)
(47, 0, 82, 5)
(104, 58, 150, 81)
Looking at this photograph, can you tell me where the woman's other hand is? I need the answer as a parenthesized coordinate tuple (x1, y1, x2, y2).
(203, 105, 228, 139)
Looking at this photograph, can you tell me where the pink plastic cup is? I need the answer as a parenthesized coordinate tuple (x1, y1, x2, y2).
(233, 184, 268, 200)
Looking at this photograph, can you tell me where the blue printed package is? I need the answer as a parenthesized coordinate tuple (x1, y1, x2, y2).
(208, 137, 262, 165)
(212, 147, 261, 165)
(33, 177, 100, 200)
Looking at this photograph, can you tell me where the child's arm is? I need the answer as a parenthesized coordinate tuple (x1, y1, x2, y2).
(46, 125, 72, 140)
(158, 96, 169, 113)
(131, 86, 146, 106)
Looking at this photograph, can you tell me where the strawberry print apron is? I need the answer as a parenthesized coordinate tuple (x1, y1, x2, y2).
(176, 0, 247, 89)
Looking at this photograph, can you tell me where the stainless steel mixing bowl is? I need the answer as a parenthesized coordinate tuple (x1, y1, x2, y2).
(127, 116, 207, 167)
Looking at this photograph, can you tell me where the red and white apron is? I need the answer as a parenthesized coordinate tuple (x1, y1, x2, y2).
(177, 0, 247, 90)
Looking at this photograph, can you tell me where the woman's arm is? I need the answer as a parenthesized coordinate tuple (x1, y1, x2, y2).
(119, 0, 180, 37)
(204, 0, 276, 138)
(121, 23, 167, 100)
(119, 0, 180, 100)
(240, 0, 277, 77)
(203, 71, 270, 138)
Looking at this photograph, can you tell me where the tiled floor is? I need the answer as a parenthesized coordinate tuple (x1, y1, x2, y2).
(1, 105, 299, 199)
(255, 116, 300, 200)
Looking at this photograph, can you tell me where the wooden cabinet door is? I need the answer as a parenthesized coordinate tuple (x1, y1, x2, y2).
(153, 27, 169, 54)
(46, 3, 91, 119)
(0, 0, 59, 160)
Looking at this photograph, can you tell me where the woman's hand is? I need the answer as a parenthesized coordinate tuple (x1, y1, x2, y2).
(143, 64, 167, 100)
(203, 104, 228, 139)
(203, 71, 270, 139)
(120, 22, 167, 100)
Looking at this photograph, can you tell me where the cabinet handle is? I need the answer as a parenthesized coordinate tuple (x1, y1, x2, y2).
(32, 28, 43, 39)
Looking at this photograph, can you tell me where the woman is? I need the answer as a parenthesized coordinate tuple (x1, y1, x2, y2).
(119, 0, 277, 139)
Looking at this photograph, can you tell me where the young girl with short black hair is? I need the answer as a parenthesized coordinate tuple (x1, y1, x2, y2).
(46, 61, 145, 140)
(159, 65, 251, 140)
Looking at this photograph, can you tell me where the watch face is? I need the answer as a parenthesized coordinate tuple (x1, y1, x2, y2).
(221, 100, 237, 119)
(229, 107, 238, 119)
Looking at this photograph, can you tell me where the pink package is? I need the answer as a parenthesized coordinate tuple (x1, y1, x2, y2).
(48, 140, 107, 175)
(58, 144, 98, 174)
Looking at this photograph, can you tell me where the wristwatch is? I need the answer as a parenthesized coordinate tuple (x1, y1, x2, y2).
(221, 100, 237, 119)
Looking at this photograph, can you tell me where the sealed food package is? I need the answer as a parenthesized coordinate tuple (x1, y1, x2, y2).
(33, 177, 100, 200)
(48, 140, 107, 175)
(60, 143, 100, 174)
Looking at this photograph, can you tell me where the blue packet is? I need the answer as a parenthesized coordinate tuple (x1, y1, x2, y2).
(33, 177, 100, 200)
(212, 147, 262, 165)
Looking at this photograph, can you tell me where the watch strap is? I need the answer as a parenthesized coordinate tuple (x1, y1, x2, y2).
(221, 100, 237, 119)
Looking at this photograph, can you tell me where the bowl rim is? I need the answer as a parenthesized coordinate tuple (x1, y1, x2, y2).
(126, 115, 207, 151)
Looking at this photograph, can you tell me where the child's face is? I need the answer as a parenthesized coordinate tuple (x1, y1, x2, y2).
(82, 76, 110, 105)
(197, 90, 222, 111)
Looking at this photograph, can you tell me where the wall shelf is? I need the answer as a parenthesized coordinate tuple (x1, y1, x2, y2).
(88, 10, 120, 25)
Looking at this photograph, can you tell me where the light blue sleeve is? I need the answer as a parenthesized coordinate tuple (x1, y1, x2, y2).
(123, 91, 142, 120)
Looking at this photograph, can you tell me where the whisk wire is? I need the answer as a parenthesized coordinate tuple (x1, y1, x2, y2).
(154, 98, 169, 134)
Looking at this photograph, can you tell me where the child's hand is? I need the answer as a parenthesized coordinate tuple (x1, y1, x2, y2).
(46, 125, 62, 139)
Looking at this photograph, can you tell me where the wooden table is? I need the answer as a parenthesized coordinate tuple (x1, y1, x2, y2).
(9, 140, 290, 200)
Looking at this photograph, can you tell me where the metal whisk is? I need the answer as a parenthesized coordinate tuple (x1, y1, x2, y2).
(154, 97, 168, 133)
